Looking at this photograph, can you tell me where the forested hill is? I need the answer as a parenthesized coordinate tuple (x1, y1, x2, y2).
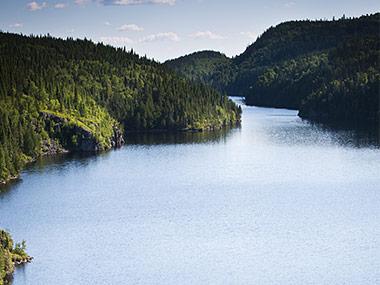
(0, 32, 241, 184)
(166, 13, 380, 126)
(164, 51, 232, 91)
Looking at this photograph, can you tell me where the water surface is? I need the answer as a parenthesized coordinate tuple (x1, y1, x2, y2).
(1, 98, 379, 285)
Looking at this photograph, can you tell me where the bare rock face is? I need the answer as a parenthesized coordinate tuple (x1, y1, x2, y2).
(75, 131, 102, 152)
(112, 126, 125, 148)
(41, 112, 103, 152)
(41, 112, 125, 152)
(41, 139, 68, 155)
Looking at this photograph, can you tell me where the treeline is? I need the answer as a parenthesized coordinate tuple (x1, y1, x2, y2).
(166, 13, 380, 125)
(0, 32, 241, 183)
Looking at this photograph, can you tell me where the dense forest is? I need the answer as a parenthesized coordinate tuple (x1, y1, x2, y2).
(0, 230, 29, 285)
(166, 13, 380, 126)
(165, 51, 232, 92)
(0, 32, 241, 185)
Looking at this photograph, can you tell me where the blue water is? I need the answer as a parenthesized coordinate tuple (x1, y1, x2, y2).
(1, 98, 379, 284)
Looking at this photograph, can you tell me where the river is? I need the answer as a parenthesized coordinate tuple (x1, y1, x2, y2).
(1, 97, 379, 284)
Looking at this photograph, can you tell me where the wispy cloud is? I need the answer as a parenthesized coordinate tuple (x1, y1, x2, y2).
(284, 1, 296, 8)
(139, 32, 180, 42)
(100, 32, 180, 46)
(100, 0, 176, 5)
(27, 1, 47, 11)
(100, 36, 134, 45)
(104, 21, 112, 26)
(190, 31, 225, 40)
(74, 0, 90, 5)
(9, 23, 23, 28)
(117, 24, 144, 32)
(240, 31, 257, 39)
(54, 3, 67, 8)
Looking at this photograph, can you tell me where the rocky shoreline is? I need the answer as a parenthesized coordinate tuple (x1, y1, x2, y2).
(0, 176, 19, 186)
(14, 256, 33, 266)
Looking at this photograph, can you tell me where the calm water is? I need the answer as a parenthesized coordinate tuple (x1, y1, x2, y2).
(1, 98, 380, 285)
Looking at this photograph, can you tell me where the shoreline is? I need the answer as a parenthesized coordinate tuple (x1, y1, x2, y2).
(0, 122, 241, 188)
(125, 123, 241, 134)
(0, 175, 20, 187)
(14, 256, 34, 266)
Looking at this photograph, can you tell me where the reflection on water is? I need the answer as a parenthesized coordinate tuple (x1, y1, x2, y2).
(307, 121, 380, 147)
(0, 129, 236, 195)
(237, 107, 380, 149)
(125, 127, 237, 146)
(0, 153, 110, 195)
(0, 97, 379, 285)
(265, 117, 380, 149)
(233, 96, 380, 148)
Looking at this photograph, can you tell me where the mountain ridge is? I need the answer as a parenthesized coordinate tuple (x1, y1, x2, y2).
(166, 13, 380, 125)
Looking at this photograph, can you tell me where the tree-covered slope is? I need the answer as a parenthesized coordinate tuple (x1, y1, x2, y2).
(166, 13, 380, 125)
(252, 36, 380, 124)
(0, 32, 241, 184)
(164, 51, 233, 91)
(297, 37, 379, 124)
(235, 14, 380, 114)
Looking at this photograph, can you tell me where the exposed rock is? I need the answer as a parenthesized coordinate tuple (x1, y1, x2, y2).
(0, 175, 19, 186)
(41, 112, 103, 152)
(111, 126, 125, 148)
(14, 256, 33, 266)
(41, 139, 68, 156)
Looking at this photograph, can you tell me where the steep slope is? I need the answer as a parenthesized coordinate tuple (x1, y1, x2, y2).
(233, 14, 380, 109)
(0, 33, 241, 184)
(166, 13, 380, 125)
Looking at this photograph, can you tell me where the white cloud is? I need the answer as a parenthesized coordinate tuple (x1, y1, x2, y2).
(117, 24, 144, 32)
(74, 0, 90, 5)
(27, 1, 47, 11)
(240, 31, 257, 39)
(9, 23, 23, 28)
(104, 21, 112, 26)
(284, 1, 296, 8)
(100, 0, 176, 5)
(100, 36, 134, 45)
(190, 31, 225, 40)
(139, 32, 180, 42)
(54, 3, 67, 8)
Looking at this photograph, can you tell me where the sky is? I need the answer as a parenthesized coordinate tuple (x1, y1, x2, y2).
(1, 0, 379, 62)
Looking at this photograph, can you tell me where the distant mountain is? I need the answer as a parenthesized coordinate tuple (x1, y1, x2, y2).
(164, 51, 232, 92)
(166, 13, 380, 125)
(0, 33, 241, 184)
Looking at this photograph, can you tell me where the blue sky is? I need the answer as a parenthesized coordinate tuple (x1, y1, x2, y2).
(1, 0, 379, 61)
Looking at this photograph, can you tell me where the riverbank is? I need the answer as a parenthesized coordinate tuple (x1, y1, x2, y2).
(0, 119, 242, 188)
(0, 176, 19, 186)
(2, 102, 379, 284)
(0, 230, 31, 285)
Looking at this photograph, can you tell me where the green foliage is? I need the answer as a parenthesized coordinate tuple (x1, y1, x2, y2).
(167, 13, 380, 125)
(12, 241, 28, 261)
(298, 37, 380, 124)
(241, 14, 380, 125)
(164, 51, 232, 91)
(0, 32, 241, 183)
(0, 230, 29, 285)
